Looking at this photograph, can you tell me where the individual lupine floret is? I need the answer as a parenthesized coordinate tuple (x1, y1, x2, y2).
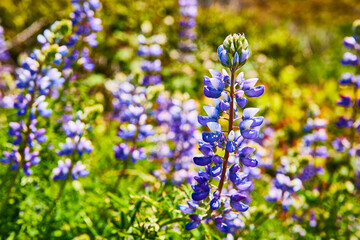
(151, 93, 199, 185)
(52, 118, 92, 180)
(137, 34, 165, 86)
(180, 33, 265, 233)
(52, 159, 72, 180)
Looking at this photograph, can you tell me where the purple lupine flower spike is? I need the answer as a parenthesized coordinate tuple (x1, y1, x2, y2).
(109, 77, 153, 187)
(181, 33, 265, 233)
(334, 20, 360, 184)
(151, 93, 199, 185)
(63, 0, 102, 74)
(0, 24, 69, 174)
(137, 33, 164, 86)
(301, 116, 328, 160)
(178, 0, 197, 61)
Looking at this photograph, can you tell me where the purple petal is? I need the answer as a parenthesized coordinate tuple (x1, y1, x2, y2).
(193, 156, 212, 166)
(192, 191, 209, 201)
(241, 157, 258, 167)
(245, 85, 265, 97)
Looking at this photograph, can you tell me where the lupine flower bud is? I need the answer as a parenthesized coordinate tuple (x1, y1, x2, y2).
(218, 33, 249, 69)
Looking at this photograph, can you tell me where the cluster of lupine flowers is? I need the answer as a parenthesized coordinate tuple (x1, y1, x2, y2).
(0, 25, 14, 108)
(265, 113, 328, 228)
(1, 0, 101, 179)
(52, 118, 92, 180)
(138, 34, 164, 86)
(265, 150, 320, 230)
(179, 33, 265, 233)
(0, 22, 69, 175)
(110, 78, 154, 165)
(302, 117, 328, 159)
(152, 93, 198, 185)
(265, 169, 302, 211)
(1, 119, 45, 176)
(178, 0, 197, 61)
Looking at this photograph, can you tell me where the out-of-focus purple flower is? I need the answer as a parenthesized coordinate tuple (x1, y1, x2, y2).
(0, 26, 9, 61)
(309, 209, 317, 227)
(71, 161, 89, 179)
(179, 201, 197, 214)
(337, 95, 352, 107)
(52, 159, 89, 180)
(2, 118, 46, 175)
(341, 52, 358, 66)
(178, 0, 197, 60)
(302, 116, 328, 159)
(343, 36, 356, 49)
(52, 159, 72, 180)
(298, 164, 324, 182)
(53, 118, 92, 180)
(265, 173, 302, 211)
(140, 60, 162, 72)
(185, 214, 201, 230)
(56, 120, 93, 157)
(63, 119, 85, 137)
(338, 73, 354, 85)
